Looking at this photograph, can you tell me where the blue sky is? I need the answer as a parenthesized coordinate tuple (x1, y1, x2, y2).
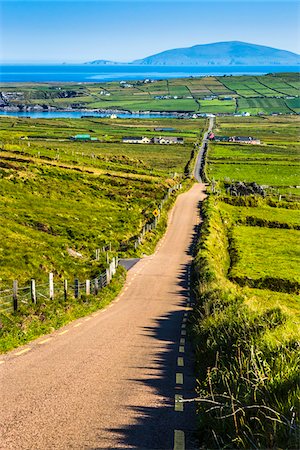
(1, 0, 299, 63)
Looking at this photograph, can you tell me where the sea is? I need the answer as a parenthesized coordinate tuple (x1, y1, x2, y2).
(1, 64, 298, 83)
(0, 64, 298, 119)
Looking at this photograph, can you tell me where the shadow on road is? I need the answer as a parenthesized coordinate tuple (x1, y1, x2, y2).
(97, 262, 199, 449)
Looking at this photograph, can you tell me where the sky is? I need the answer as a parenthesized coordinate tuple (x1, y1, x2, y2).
(0, 0, 299, 63)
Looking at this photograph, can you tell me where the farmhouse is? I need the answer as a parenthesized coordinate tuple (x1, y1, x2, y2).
(211, 135, 230, 142)
(153, 136, 184, 145)
(122, 136, 184, 145)
(122, 136, 152, 144)
(209, 133, 260, 145)
(230, 136, 261, 145)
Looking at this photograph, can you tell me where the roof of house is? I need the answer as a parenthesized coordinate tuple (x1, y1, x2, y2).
(234, 136, 255, 141)
(158, 136, 183, 141)
(74, 134, 91, 139)
(214, 135, 230, 140)
(123, 136, 145, 140)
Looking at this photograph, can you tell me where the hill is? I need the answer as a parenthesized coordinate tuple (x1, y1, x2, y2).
(132, 41, 300, 66)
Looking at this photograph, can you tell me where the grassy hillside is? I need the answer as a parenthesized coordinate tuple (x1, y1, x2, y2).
(0, 116, 204, 287)
(191, 115, 300, 448)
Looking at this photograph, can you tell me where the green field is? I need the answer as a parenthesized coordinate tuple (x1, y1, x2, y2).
(1, 72, 299, 115)
(220, 201, 300, 228)
(0, 116, 204, 287)
(230, 225, 300, 281)
(237, 97, 293, 114)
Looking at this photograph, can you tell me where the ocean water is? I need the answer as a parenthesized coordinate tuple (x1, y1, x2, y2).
(0, 64, 299, 83)
(0, 111, 178, 119)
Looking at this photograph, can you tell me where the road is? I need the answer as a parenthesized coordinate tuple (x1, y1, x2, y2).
(0, 121, 211, 450)
(194, 116, 214, 182)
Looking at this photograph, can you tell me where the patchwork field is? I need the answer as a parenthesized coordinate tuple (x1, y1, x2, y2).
(1, 72, 299, 114)
(207, 115, 300, 197)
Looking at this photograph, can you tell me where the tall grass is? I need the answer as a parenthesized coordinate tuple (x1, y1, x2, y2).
(190, 196, 300, 448)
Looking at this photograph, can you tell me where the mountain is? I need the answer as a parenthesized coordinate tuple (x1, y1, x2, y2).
(132, 41, 300, 66)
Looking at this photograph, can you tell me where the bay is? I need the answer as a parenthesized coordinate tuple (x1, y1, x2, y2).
(0, 64, 299, 83)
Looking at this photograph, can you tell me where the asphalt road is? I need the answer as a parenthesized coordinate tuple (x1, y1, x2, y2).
(0, 122, 211, 449)
(194, 116, 214, 182)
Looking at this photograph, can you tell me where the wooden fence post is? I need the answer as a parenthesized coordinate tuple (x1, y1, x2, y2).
(30, 279, 36, 304)
(64, 280, 68, 300)
(86, 280, 90, 296)
(106, 268, 110, 285)
(13, 280, 18, 312)
(74, 279, 79, 298)
(49, 272, 54, 300)
(94, 278, 99, 295)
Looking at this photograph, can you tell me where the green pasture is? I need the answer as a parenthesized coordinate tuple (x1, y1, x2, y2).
(237, 97, 292, 114)
(220, 201, 300, 228)
(209, 142, 300, 160)
(230, 225, 300, 281)
(208, 160, 299, 186)
(198, 99, 236, 113)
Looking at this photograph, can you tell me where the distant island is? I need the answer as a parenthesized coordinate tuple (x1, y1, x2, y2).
(86, 59, 121, 65)
(87, 41, 300, 66)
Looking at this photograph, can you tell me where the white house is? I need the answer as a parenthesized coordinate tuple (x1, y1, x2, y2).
(122, 136, 152, 144)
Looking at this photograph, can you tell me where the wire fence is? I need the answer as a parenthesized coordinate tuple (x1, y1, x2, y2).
(0, 257, 118, 314)
(134, 183, 182, 250)
(0, 180, 183, 315)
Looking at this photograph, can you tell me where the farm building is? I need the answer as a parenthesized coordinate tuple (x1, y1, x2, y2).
(230, 136, 261, 144)
(209, 133, 260, 145)
(153, 136, 184, 145)
(211, 135, 230, 142)
(70, 134, 98, 141)
(122, 136, 184, 145)
(122, 136, 152, 144)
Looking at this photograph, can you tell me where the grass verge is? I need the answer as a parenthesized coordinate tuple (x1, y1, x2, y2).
(190, 196, 300, 449)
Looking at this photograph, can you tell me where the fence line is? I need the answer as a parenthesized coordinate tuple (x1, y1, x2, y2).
(0, 257, 119, 314)
(0, 181, 182, 314)
(134, 183, 182, 250)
